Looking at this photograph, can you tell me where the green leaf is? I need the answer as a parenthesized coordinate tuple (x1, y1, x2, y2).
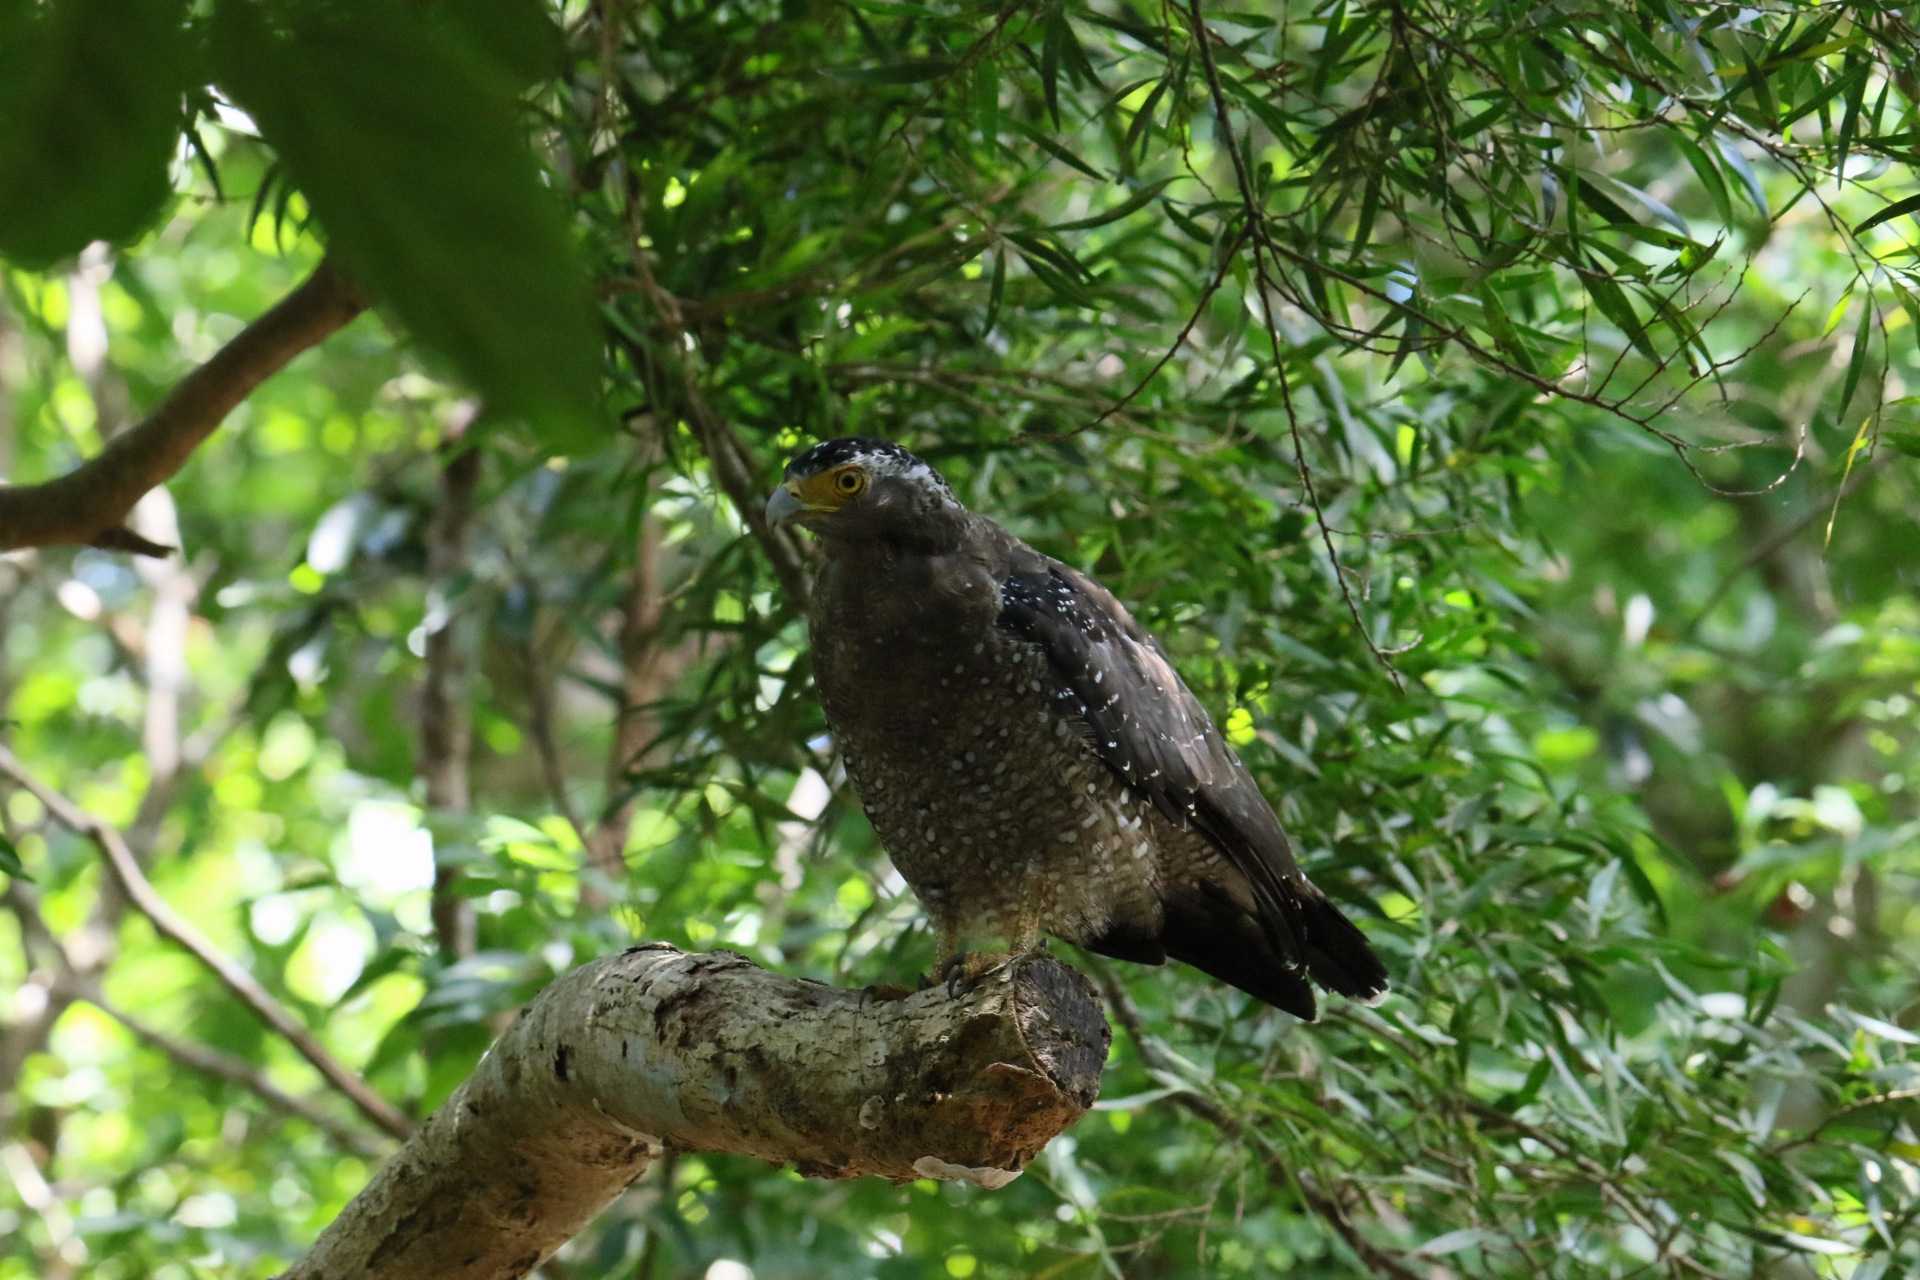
(984, 247, 1007, 337)
(1417, 1228, 1494, 1257)
(1739, 44, 1779, 125)
(1583, 266, 1659, 363)
(826, 59, 957, 84)
(1671, 129, 1733, 226)
(1838, 300, 1872, 419)
(1779, 60, 1865, 133)
(1476, 284, 1538, 375)
(1851, 1013, 1920, 1046)
(0, 833, 29, 882)
(1716, 138, 1769, 217)
(1040, 3, 1067, 128)
(1570, 174, 1642, 229)
(213, 0, 604, 452)
(455, 0, 568, 87)
(1048, 178, 1176, 232)
(1007, 119, 1106, 181)
(1124, 74, 1171, 160)
(1593, 174, 1690, 238)
(0, 0, 189, 266)
(1833, 55, 1868, 181)
(1853, 191, 1920, 236)
(1822, 285, 1856, 338)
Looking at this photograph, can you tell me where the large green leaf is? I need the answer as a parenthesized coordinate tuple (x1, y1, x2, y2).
(0, 0, 189, 266)
(212, 0, 603, 452)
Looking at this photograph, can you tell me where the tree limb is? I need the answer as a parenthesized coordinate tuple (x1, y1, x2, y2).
(0, 256, 367, 556)
(282, 945, 1109, 1280)
(0, 744, 413, 1140)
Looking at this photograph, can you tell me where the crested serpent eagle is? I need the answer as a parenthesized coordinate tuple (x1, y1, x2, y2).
(767, 438, 1388, 1020)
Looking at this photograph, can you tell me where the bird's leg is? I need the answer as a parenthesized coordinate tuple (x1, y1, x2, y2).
(923, 917, 977, 996)
(925, 917, 1007, 997)
(1009, 899, 1047, 958)
(931, 916, 962, 986)
(934, 905, 1051, 998)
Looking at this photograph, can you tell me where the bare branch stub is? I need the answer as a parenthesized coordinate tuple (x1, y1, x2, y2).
(283, 945, 1109, 1280)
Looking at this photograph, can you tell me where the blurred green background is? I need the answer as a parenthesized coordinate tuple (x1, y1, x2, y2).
(2, 0, 1918, 1276)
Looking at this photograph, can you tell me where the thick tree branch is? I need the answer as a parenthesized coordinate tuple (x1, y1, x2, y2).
(283, 945, 1109, 1280)
(0, 257, 367, 556)
(0, 745, 413, 1140)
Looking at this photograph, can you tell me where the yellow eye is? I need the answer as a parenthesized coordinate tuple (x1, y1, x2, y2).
(833, 467, 867, 496)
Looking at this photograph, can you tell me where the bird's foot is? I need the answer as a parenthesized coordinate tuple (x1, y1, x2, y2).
(931, 949, 1013, 999)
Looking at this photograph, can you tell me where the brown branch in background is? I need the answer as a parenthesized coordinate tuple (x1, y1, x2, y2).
(516, 431, 697, 913)
(0, 881, 74, 1120)
(1681, 450, 1892, 638)
(62, 982, 392, 1161)
(523, 634, 593, 850)
(582, 501, 673, 900)
(0, 745, 413, 1141)
(1063, 225, 1251, 443)
(0, 257, 367, 557)
(424, 415, 482, 961)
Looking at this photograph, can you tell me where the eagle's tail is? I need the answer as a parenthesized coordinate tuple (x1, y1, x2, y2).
(1090, 884, 1388, 1021)
(1136, 883, 1382, 1021)
(1292, 887, 1390, 1008)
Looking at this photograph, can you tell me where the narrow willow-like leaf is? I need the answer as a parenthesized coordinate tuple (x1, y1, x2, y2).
(1854, 190, 1920, 235)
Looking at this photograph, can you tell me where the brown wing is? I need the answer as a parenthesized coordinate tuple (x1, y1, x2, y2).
(996, 550, 1388, 1011)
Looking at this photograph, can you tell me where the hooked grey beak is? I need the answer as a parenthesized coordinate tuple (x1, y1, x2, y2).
(765, 483, 805, 526)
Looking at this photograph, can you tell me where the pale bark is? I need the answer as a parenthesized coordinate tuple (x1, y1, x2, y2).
(282, 945, 1109, 1280)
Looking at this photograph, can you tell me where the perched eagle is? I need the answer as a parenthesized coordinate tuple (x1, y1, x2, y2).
(767, 438, 1388, 1019)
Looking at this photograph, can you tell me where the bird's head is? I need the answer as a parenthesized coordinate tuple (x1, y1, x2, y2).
(765, 437, 964, 548)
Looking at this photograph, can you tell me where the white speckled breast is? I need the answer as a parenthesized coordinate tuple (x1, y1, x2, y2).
(813, 602, 1169, 949)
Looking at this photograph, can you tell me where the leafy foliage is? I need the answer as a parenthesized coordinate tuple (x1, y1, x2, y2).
(3, 1, 1919, 1278)
(0, 0, 190, 266)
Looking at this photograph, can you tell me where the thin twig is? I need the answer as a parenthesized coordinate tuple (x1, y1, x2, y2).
(1060, 225, 1251, 442)
(521, 631, 594, 853)
(66, 984, 393, 1160)
(1185, 0, 1407, 692)
(1770, 1086, 1920, 1155)
(588, 506, 675, 881)
(616, 205, 812, 605)
(1092, 967, 1425, 1280)
(1681, 451, 1892, 638)
(0, 745, 413, 1140)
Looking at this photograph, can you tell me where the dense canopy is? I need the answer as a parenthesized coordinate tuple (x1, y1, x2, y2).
(2, 0, 1919, 1277)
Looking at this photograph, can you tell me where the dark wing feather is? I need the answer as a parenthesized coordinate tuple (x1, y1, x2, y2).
(996, 552, 1387, 1008)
